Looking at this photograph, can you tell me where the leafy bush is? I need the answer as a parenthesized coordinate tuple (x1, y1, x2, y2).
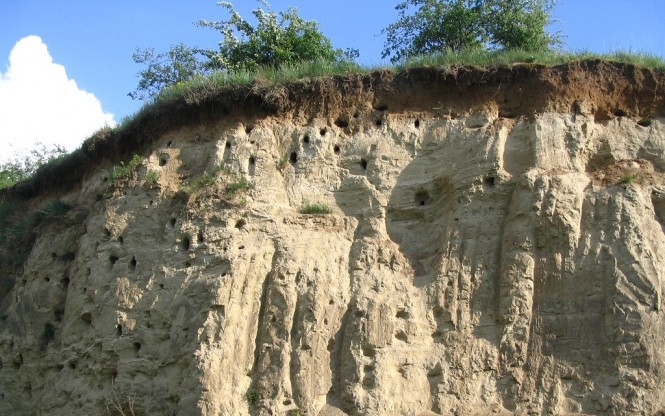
(130, 0, 355, 100)
(382, 0, 561, 63)
(108, 155, 143, 183)
(300, 201, 333, 214)
(0, 142, 68, 189)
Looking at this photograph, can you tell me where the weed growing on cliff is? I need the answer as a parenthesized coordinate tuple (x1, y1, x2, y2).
(145, 170, 160, 186)
(287, 409, 302, 416)
(619, 173, 640, 185)
(108, 154, 142, 183)
(246, 389, 260, 404)
(225, 179, 253, 195)
(300, 201, 333, 215)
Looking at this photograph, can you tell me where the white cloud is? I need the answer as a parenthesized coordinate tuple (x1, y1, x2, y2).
(0, 35, 115, 162)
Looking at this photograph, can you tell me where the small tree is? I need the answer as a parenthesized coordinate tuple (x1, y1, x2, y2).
(128, 43, 208, 100)
(0, 143, 67, 189)
(198, 0, 344, 72)
(130, 0, 353, 100)
(382, 0, 561, 63)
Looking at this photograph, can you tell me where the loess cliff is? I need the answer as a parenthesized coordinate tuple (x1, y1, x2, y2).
(1, 60, 665, 415)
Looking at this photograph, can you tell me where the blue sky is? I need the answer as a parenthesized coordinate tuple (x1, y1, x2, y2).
(1, 0, 664, 158)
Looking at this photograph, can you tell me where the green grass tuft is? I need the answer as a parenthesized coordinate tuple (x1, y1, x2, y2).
(300, 201, 333, 215)
(108, 154, 143, 183)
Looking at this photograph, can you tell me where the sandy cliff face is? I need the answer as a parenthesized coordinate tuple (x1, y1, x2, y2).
(1, 62, 665, 416)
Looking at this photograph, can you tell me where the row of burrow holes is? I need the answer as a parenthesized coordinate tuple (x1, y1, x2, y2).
(160, 116, 423, 172)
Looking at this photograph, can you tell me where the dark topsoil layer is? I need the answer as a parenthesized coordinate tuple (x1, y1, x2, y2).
(2, 59, 664, 202)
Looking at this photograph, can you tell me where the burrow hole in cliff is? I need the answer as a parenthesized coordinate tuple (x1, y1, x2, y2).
(181, 235, 191, 251)
(335, 117, 349, 128)
(414, 190, 430, 206)
(133, 342, 141, 353)
(54, 307, 65, 322)
(613, 108, 628, 117)
(166, 140, 173, 148)
(303, 135, 310, 144)
(130, 256, 137, 270)
(374, 103, 388, 112)
(159, 155, 168, 166)
(362, 345, 376, 358)
(245, 124, 254, 135)
(68, 361, 76, 370)
(396, 309, 410, 319)
(638, 118, 652, 127)
(81, 312, 92, 325)
(109, 255, 119, 266)
(170, 217, 177, 227)
(415, 119, 420, 128)
(360, 158, 368, 170)
(248, 156, 256, 175)
(283, 399, 292, 406)
(197, 230, 205, 243)
(235, 219, 246, 229)
(320, 127, 327, 136)
(116, 324, 122, 337)
(395, 330, 408, 342)
(375, 118, 383, 127)
(333, 145, 340, 154)
(289, 151, 298, 164)
(484, 176, 496, 187)
(225, 141, 231, 149)
(327, 338, 335, 351)
(118, 235, 124, 244)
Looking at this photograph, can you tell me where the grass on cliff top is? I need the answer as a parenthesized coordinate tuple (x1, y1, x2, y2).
(144, 49, 665, 109)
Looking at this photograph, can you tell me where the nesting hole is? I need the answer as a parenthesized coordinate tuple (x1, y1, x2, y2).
(303, 135, 310, 144)
(166, 141, 172, 147)
(225, 141, 231, 149)
(159, 156, 167, 167)
(116, 325, 122, 337)
(54, 308, 65, 322)
(396, 309, 410, 319)
(362, 345, 376, 357)
(249, 156, 255, 165)
(613, 108, 627, 117)
(68, 361, 76, 370)
(414, 190, 430, 206)
(170, 217, 177, 227)
(360, 158, 368, 170)
(133, 342, 142, 353)
(159, 284, 164, 289)
(335, 118, 349, 128)
(374, 103, 388, 111)
(353, 111, 359, 118)
(245, 125, 253, 134)
(375, 119, 382, 127)
(197, 230, 205, 243)
(283, 399, 292, 405)
(289, 151, 298, 164)
(130, 256, 137, 270)
(395, 330, 408, 342)
(109, 255, 119, 265)
(638, 118, 652, 127)
(327, 338, 335, 351)
(118, 235, 124, 244)
(319, 127, 327, 136)
(484, 176, 496, 187)
(415, 119, 420, 128)
(333, 145, 340, 154)
(181, 236, 191, 251)
(81, 312, 92, 325)
(235, 219, 246, 229)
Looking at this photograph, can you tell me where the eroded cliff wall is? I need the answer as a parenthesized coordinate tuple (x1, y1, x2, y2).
(1, 62, 665, 415)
